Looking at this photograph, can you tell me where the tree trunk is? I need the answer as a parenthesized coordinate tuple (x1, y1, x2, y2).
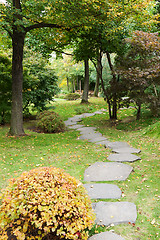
(112, 97, 117, 119)
(107, 98, 112, 119)
(67, 77, 69, 92)
(9, 31, 25, 136)
(77, 76, 79, 91)
(136, 103, 141, 120)
(73, 79, 76, 93)
(94, 57, 100, 97)
(81, 59, 89, 103)
(106, 51, 118, 120)
(79, 79, 81, 93)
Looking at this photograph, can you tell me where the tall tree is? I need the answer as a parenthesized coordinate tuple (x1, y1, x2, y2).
(0, 0, 106, 135)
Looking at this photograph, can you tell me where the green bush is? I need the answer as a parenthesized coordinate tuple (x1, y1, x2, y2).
(36, 110, 65, 133)
(0, 51, 12, 124)
(0, 167, 95, 240)
(75, 105, 94, 115)
(65, 93, 80, 101)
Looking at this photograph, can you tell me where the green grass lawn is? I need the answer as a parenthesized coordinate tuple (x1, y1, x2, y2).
(0, 97, 159, 240)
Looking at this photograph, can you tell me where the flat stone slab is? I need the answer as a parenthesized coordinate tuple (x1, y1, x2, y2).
(78, 133, 102, 140)
(94, 111, 103, 114)
(77, 127, 97, 132)
(88, 137, 107, 143)
(69, 116, 83, 122)
(88, 231, 126, 240)
(79, 130, 97, 135)
(93, 201, 137, 226)
(64, 120, 78, 126)
(105, 142, 130, 149)
(95, 140, 112, 145)
(112, 147, 141, 154)
(82, 113, 96, 117)
(84, 183, 121, 199)
(84, 162, 133, 181)
(108, 153, 141, 162)
(68, 124, 85, 129)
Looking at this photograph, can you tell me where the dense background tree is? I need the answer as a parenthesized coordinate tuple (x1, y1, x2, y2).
(0, 51, 12, 124)
(0, 48, 59, 123)
(116, 31, 160, 119)
(23, 49, 59, 114)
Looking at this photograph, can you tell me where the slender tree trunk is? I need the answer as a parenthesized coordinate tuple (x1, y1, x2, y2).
(9, 31, 25, 136)
(67, 77, 69, 92)
(94, 57, 100, 97)
(106, 51, 118, 120)
(81, 59, 89, 103)
(79, 79, 82, 93)
(107, 99, 112, 119)
(136, 103, 141, 120)
(77, 76, 78, 91)
(112, 97, 117, 119)
(73, 79, 76, 92)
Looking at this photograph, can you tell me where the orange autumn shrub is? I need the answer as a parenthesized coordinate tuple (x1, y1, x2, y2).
(0, 167, 95, 240)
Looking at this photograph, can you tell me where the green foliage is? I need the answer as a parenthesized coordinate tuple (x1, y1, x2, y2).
(0, 167, 95, 240)
(0, 48, 60, 123)
(23, 49, 60, 113)
(65, 93, 80, 101)
(50, 50, 85, 93)
(36, 110, 66, 133)
(74, 105, 93, 115)
(116, 31, 160, 116)
(0, 51, 12, 124)
(142, 121, 160, 138)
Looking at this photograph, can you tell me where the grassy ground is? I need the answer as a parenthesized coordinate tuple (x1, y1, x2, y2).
(0, 97, 159, 240)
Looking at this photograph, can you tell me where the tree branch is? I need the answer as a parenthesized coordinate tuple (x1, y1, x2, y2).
(25, 22, 79, 33)
(50, 48, 73, 56)
(2, 26, 13, 38)
(106, 51, 117, 81)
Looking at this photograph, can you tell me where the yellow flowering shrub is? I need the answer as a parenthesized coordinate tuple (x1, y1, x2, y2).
(0, 167, 95, 240)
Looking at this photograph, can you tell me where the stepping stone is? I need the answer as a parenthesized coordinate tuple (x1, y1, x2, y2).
(78, 133, 102, 140)
(108, 153, 141, 162)
(64, 120, 78, 126)
(84, 183, 122, 199)
(88, 136, 107, 143)
(84, 162, 133, 181)
(82, 113, 96, 117)
(79, 130, 97, 136)
(69, 115, 83, 122)
(95, 140, 112, 146)
(77, 127, 97, 132)
(94, 111, 103, 114)
(112, 147, 141, 154)
(105, 142, 130, 149)
(88, 231, 126, 240)
(92, 201, 137, 226)
(100, 109, 107, 112)
(68, 124, 85, 129)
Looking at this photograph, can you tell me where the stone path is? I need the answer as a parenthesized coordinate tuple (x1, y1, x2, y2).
(64, 110, 141, 240)
(83, 183, 122, 199)
(84, 162, 133, 181)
